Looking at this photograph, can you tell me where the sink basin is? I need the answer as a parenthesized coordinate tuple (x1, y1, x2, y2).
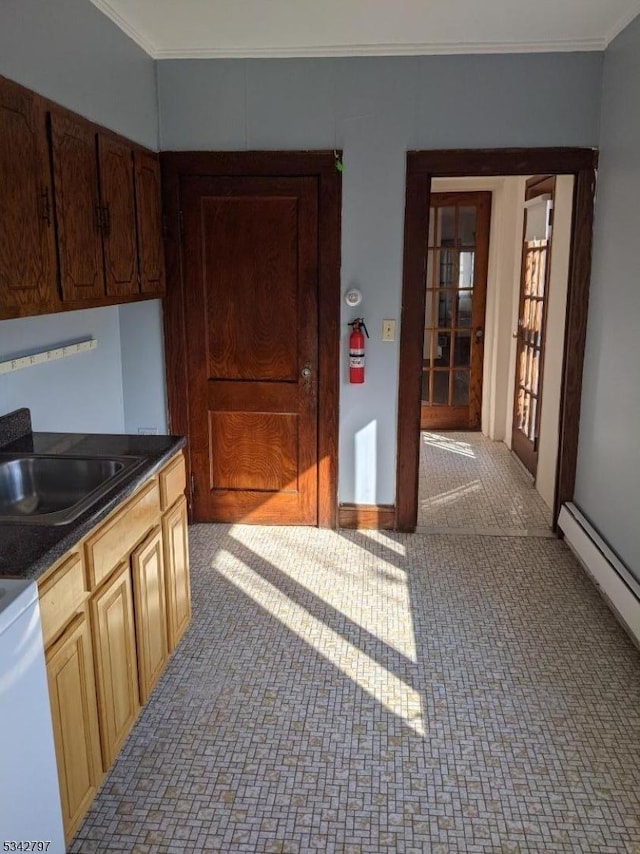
(0, 454, 146, 525)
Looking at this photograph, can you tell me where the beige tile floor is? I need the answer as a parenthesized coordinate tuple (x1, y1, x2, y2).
(418, 432, 553, 535)
(71, 524, 640, 853)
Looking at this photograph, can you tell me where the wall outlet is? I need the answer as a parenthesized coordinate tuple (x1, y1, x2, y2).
(382, 319, 396, 342)
(138, 427, 158, 435)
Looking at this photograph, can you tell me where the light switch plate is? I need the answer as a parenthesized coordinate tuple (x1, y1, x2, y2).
(382, 319, 396, 341)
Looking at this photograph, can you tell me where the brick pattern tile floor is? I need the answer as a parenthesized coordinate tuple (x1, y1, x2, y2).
(71, 525, 640, 853)
(418, 432, 553, 535)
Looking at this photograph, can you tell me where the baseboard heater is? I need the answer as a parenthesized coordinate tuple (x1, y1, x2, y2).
(559, 503, 640, 645)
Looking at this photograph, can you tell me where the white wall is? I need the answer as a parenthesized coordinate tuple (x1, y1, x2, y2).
(0, 0, 165, 436)
(0, 307, 125, 433)
(119, 301, 168, 435)
(158, 53, 602, 504)
(574, 14, 640, 578)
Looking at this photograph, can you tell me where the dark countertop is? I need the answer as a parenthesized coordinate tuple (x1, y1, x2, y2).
(0, 431, 186, 581)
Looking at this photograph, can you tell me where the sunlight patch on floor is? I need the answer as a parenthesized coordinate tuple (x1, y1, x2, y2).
(213, 544, 424, 736)
(423, 432, 476, 458)
(228, 525, 415, 658)
(421, 479, 483, 509)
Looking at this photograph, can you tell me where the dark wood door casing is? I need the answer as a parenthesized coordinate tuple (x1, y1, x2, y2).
(98, 134, 139, 298)
(0, 76, 57, 308)
(161, 151, 342, 528)
(397, 148, 598, 533)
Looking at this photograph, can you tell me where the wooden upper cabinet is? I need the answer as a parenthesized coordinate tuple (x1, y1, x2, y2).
(50, 111, 105, 301)
(98, 134, 139, 297)
(0, 74, 165, 319)
(0, 77, 58, 308)
(134, 150, 165, 294)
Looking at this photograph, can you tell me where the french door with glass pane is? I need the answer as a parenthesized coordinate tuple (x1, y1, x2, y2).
(421, 192, 491, 430)
(511, 175, 556, 476)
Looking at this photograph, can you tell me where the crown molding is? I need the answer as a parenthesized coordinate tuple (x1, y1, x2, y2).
(88, 0, 157, 57)
(86, 1, 610, 61)
(154, 38, 605, 60)
(604, 1, 640, 46)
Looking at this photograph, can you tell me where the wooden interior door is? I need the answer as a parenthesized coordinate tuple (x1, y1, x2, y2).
(0, 77, 58, 309)
(512, 176, 556, 476)
(421, 192, 491, 429)
(50, 111, 105, 301)
(181, 175, 319, 525)
(97, 134, 139, 297)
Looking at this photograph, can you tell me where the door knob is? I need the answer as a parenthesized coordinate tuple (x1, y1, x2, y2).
(474, 327, 484, 343)
(301, 367, 311, 379)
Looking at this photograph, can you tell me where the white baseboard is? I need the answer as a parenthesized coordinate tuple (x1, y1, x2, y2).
(558, 503, 640, 644)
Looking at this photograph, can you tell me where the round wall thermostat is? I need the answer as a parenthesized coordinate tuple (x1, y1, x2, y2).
(345, 288, 363, 307)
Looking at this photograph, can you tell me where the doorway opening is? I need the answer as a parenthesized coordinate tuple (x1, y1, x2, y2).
(397, 149, 597, 534)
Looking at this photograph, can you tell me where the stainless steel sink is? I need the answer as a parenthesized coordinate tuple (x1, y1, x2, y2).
(0, 454, 146, 525)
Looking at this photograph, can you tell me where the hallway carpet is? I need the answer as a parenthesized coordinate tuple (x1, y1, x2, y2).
(71, 525, 640, 853)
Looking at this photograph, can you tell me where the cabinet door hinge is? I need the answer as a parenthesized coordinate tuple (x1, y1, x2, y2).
(190, 472, 196, 497)
(178, 209, 184, 240)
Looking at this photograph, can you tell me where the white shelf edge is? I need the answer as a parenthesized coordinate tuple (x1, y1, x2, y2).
(0, 339, 97, 375)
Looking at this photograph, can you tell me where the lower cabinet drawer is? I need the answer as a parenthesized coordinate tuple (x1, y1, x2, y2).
(39, 552, 87, 647)
(85, 478, 160, 590)
(159, 452, 186, 511)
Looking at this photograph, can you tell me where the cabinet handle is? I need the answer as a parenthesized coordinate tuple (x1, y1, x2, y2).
(40, 187, 51, 225)
(95, 204, 103, 233)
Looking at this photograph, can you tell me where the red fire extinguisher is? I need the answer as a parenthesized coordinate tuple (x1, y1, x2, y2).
(349, 318, 369, 384)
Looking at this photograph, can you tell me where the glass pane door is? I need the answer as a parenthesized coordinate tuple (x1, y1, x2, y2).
(421, 193, 491, 430)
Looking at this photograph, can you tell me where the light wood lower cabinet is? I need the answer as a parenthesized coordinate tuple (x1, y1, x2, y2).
(132, 527, 169, 704)
(163, 496, 191, 652)
(90, 561, 140, 769)
(39, 451, 190, 843)
(46, 611, 103, 842)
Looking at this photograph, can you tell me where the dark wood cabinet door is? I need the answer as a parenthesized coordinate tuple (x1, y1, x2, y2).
(98, 135, 139, 297)
(51, 111, 104, 301)
(134, 151, 165, 294)
(182, 175, 319, 525)
(0, 77, 58, 309)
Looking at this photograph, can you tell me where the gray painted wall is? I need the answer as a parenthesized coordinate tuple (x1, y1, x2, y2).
(575, 17, 640, 577)
(158, 53, 602, 503)
(119, 301, 168, 435)
(0, 307, 125, 433)
(0, 0, 158, 149)
(0, 0, 164, 436)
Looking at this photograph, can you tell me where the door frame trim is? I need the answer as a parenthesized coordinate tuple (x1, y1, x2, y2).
(397, 147, 598, 532)
(161, 151, 342, 528)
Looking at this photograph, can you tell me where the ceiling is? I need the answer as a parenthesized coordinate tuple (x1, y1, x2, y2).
(89, 0, 640, 59)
